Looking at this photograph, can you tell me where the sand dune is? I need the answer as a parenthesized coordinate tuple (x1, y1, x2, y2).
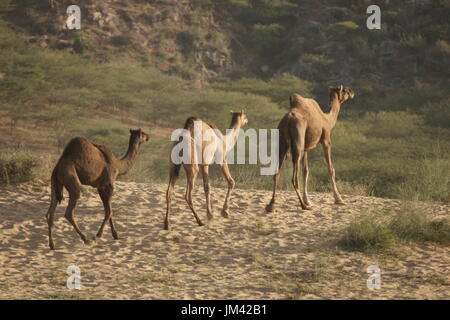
(0, 181, 448, 299)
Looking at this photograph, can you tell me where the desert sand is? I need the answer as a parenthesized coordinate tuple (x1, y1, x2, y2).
(0, 181, 448, 299)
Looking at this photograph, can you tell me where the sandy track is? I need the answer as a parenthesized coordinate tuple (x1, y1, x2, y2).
(0, 181, 448, 299)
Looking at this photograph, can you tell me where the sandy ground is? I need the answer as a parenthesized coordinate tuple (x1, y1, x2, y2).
(0, 181, 448, 300)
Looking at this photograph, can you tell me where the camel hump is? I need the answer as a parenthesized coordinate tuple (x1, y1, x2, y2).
(289, 93, 305, 108)
(61, 137, 92, 157)
(93, 144, 114, 164)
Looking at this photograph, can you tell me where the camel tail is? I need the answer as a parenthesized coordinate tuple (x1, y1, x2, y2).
(51, 168, 63, 204)
(170, 162, 181, 178)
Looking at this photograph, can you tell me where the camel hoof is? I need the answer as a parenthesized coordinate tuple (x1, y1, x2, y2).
(113, 234, 120, 240)
(302, 206, 313, 211)
(207, 214, 214, 221)
(49, 243, 55, 250)
(198, 221, 205, 226)
(164, 224, 171, 231)
(221, 209, 229, 218)
(265, 204, 275, 213)
(335, 200, 346, 206)
(84, 239, 95, 246)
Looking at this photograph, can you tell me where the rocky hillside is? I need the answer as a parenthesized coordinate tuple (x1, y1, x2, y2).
(2, 0, 449, 88)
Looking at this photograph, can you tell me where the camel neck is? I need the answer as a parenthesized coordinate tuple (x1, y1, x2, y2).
(117, 136, 140, 176)
(327, 92, 342, 128)
(224, 118, 242, 152)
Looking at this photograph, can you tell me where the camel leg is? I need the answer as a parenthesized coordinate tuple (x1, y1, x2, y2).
(265, 142, 288, 213)
(185, 165, 204, 226)
(218, 163, 235, 218)
(200, 165, 213, 220)
(46, 194, 58, 250)
(302, 152, 312, 206)
(291, 134, 311, 211)
(322, 142, 344, 205)
(64, 182, 91, 245)
(96, 184, 117, 239)
(164, 165, 180, 230)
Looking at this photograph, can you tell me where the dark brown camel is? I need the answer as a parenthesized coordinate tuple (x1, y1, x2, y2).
(266, 85, 354, 212)
(46, 129, 149, 250)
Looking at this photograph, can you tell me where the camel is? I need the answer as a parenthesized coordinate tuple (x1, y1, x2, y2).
(266, 85, 354, 212)
(45, 128, 149, 250)
(165, 111, 248, 230)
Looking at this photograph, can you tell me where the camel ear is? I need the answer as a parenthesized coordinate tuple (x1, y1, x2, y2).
(130, 129, 133, 134)
(340, 85, 343, 93)
(230, 110, 234, 114)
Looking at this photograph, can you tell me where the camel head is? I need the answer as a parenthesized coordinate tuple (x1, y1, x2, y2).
(329, 85, 355, 103)
(129, 128, 149, 144)
(230, 110, 248, 127)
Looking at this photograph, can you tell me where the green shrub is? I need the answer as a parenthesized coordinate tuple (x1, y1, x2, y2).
(339, 204, 450, 254)
(338, 214, 396, 254)
(328, 21, 359, 35)
(421, 98, 450, 128)
(227, 0, 251, 8)
(389, 207, 450, 244)
(0, 151, 38, 185)
(177, 29, 202, 53)
(395, 152, 450, 203)
(435, 40, 450, 56)
(111, 33, 133, 47)
(69, 30, 89, 54)
(250, 23, 284, 54)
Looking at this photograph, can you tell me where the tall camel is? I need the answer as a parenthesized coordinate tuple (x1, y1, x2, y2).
(165, 111, 248, 230)
(266, 85, 354, 213)
(46, 129, 149, 250)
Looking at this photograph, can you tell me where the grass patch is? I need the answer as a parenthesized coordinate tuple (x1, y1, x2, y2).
(389, 208, 450, 244)
(338, 204, 450, 254)
(0, 150, 38, 185)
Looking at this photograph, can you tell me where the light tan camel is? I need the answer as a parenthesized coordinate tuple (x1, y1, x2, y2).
(165, 111, 248, 230)
(46, 129, 149, 250)
(266, 85, 354, 212)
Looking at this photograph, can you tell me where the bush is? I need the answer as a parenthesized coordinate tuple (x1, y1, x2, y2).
(111, 33, 133, 47)
(421, 98, 450, 128)
(389, 207, 450, 244)
(250, 23, 284, 54)
(0, 151, 38, 185)
(338, 214, 396, 254)
(396, 152, 450, 203)
(177, 29, 202, 53)
(338, 204, 450, 254)
(328, 21, 359, 35)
